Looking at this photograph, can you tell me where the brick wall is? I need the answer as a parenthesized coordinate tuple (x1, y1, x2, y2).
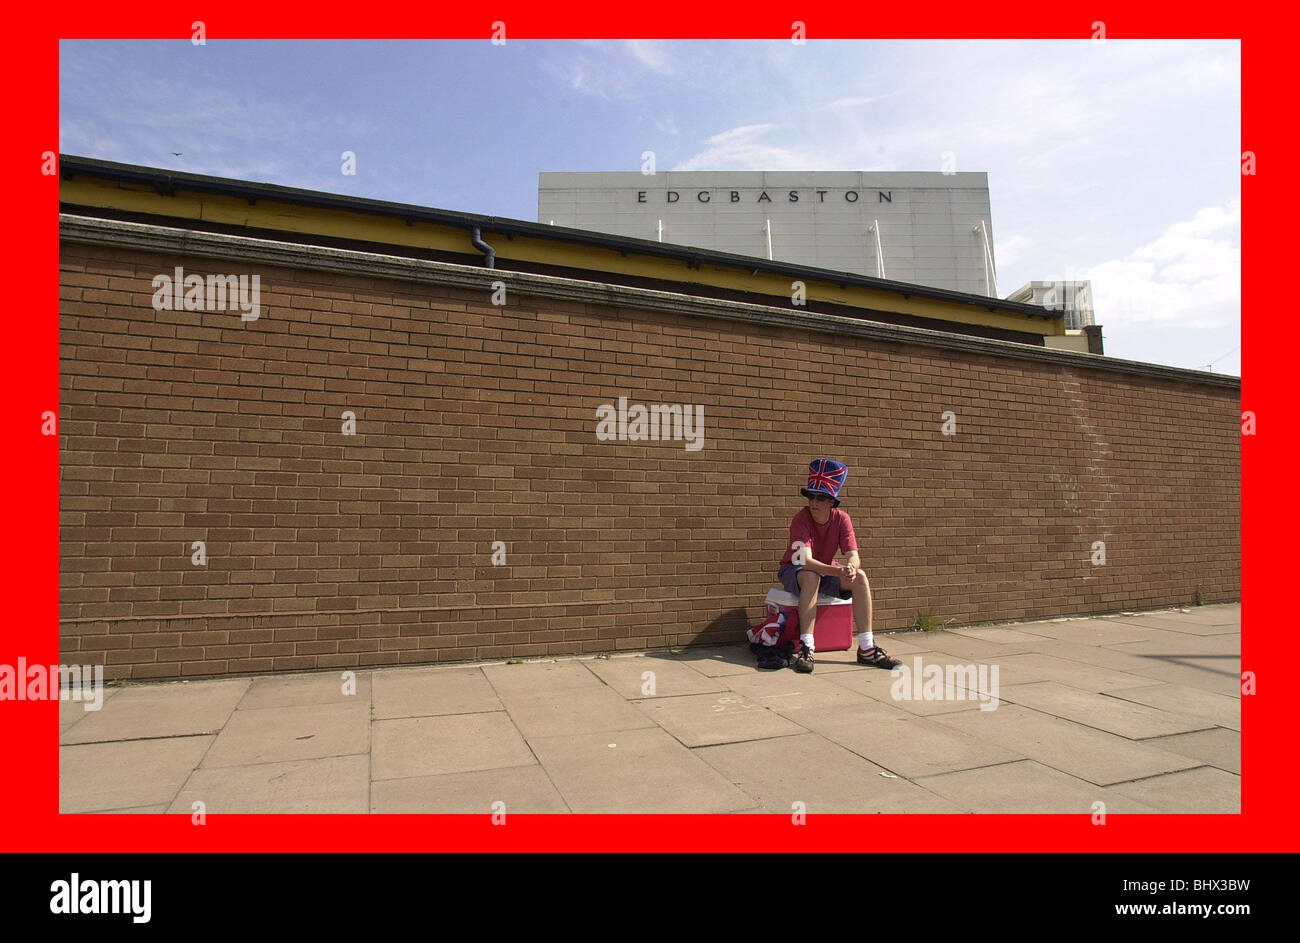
(59, 240, 1241, 680)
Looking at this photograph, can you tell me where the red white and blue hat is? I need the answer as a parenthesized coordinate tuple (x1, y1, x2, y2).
(800, 458, 847, 507)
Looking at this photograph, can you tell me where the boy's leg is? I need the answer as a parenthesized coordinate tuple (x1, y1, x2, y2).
(796, 568, 820, 641)
(792, 568, 820, 672)
(842, 569, 873, 640)
(842, 569, 900, 668)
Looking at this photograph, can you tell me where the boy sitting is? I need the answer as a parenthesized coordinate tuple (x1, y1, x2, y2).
(777, 458, 901, 674)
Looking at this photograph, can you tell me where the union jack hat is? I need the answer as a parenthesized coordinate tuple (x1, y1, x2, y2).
(800, 458, 848, 507)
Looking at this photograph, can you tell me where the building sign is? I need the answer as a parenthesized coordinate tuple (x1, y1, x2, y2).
(636, 190, 894, 205)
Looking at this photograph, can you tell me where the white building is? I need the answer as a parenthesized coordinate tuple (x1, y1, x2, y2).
(538, 171, 1000, 297)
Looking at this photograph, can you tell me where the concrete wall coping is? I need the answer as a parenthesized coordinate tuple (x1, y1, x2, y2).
(60, 213, 1241, 391)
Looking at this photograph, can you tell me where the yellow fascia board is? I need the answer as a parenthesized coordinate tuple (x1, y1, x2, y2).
(62, 175, 1060, 336)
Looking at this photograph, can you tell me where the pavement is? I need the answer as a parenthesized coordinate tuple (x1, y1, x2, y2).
(58, 604, 1241, 814)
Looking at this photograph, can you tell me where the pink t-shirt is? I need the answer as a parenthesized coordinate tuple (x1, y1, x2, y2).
(779, 507, 858, 568)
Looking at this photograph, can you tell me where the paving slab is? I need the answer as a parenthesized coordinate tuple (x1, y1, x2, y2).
(60, 735, 214, 813)
(1105, 766, 1240, 813)
(1010, 619, 1159, 646)
(371, 712, 536, 780)
(976, 652, 1155, 694)
(372, 666, 502, 719)
(59, 678, 250, 744)
(583, 654, 727, 699)
(1153, 604, 1239, 626)
(238, 670, 373, 710)
(792, 702, 1023, 778)
(527, 727, 755, 813)
(1105, 683, 1241, 731)
(659, 646, 757, 677)
(997, 682, 1215, 740)
(822, 656, 1006, 715)
(59, 688, 118, 732)
(200, 701, 370, 768)
(695, 734, 966, 814)
(634, 691, 806, 747)
(481, 660, 605, 697)
(919, 632, 1040, 661)
(931, 705, 1203, 786)
(1024, 641, 1241, 697)
(915, 759, 1164, 813)
(946, 626, 1054, 645)
(1142, 728, 1240, 775)
(371, 765, 571, 814)
(170, 754, 370, 814)
(720, 670, 875, 715)
(1109, 614, 1239, 636)
(502, 686, 659, 739)
(85, 805, 170, 814)
(1109, 634, 1241, 657)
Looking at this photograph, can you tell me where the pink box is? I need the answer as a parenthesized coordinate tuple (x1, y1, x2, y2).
(764, 588, 855, 652)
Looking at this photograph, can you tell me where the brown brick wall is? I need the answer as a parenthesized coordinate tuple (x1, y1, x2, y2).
(58, 243, 1241, 680)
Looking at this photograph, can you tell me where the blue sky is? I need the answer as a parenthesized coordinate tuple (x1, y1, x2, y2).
(60, 39, 1240, 376)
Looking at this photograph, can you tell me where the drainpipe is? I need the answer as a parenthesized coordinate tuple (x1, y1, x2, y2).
(470, 227, 496, 268)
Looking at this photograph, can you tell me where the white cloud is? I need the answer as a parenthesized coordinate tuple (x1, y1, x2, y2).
(671, 123, 815, 171)
(1085, 200, 1240, 328)
(623, 40, 672, 74)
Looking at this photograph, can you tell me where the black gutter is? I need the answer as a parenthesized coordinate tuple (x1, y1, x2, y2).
(59, 154, 1062, 322)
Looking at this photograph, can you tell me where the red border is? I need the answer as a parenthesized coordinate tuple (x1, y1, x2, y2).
(4, 2, 1279, 851)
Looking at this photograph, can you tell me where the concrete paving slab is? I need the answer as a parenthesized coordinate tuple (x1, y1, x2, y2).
(59, 678, 250, 744)
(719, 670, 875, 715)
(1109, 634, 1241, 657)
(660, 646, 758, 678)
(583, 654, 727, 699)
(1109, 613, 1238, 636)
(481, 660, 605, 697)
(371, 765, 571, 814)
(200, 701, 370, 768)
(1105, 766, 1240, 813)
(1009, 619, 1159, 645)
(1142, 728, 1240, 774)
(634, 691, 806, 747)
(85, 805, 170, 814)
(372, 712, 536, 780)
(980, 652, 1155, 693)
(916, 759, 1164, 813)
(793, 702, 1023, 778)
(695, 733, 966, 814)
(919, 632, 1040, 661)
(170, 754, 370, 814)
(1024, 641, 1241, 697)
(527, 727, 755, 813)
(931, 705, 1203, 786)
(238, 671, 372, 710)
(60, 688, 118, 732)
(1105, 683, 1240, 731)
(821, 656, 1006, 715)
(372, 666, 501, 719)
(946, 626, 1054, 645)
(60, 735, 214, 813)
(1156, 604, 1239, 626)
(503, 686, 659, 739)
(998, 682, 1215, 739)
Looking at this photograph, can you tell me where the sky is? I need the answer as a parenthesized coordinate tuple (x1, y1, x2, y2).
(59, 39, 1241, 376)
